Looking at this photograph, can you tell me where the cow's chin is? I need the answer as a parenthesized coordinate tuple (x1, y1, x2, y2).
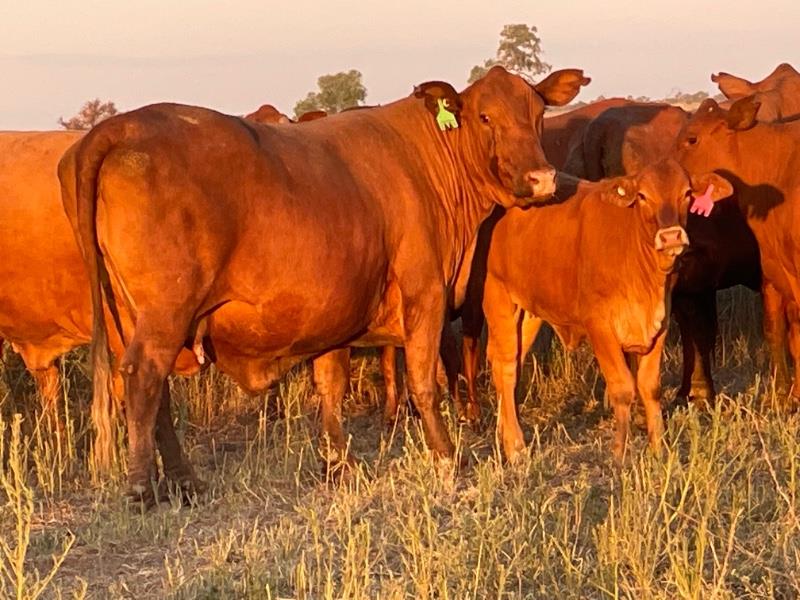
(511, 187, 554, 207)
(655, 248, 684, 273)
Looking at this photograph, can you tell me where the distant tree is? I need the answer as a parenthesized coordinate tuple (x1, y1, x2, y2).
(626, 94, 653, 103)
(468, 24, 551, 83)
(294, 70, 367, 118)
(58, 98, 118, 130)
(662, 89, 710, 105)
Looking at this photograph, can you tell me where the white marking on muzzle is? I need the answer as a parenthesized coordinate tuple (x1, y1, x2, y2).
(654, 225, 689, 254)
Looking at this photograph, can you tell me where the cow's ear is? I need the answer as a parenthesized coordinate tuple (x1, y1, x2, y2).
(413, 81, 462, 130)
(726, 95, 760, 130)
(691, 172, 734, 202)
(598, 176, 637, 207)
(533, 69, 591, 107)
(711, 71, 755, 100)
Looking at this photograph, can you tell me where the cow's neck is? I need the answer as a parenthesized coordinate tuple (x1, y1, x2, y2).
(621, 213, 673, 310)
(382, 101, 505, 286)
(729, 123, 800, 188)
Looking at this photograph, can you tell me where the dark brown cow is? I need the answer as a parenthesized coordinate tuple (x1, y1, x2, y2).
(463, 159, 731, 462)
(567, 103, 688, 179)
(60, 67, 589, 501)
(0, 131, 88, 419)
(713, 63, 800, 121)
(543, 97, 631, 170)
(677, 97, 800, 408)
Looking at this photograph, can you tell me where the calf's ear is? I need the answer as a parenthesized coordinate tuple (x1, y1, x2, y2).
(598, 176, 637, 207)
(726, 95, 761, 130)
(691, 172, 734, 202)
(534, 69, 591, 107)
(711, 71, 755, 100)
(413, 81, 462, 130)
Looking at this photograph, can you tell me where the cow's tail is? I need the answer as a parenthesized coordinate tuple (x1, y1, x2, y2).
(60, 119, 128, 476)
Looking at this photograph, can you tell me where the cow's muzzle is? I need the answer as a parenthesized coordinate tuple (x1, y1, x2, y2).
(654, 225, 689, 256)
(515, 167, 557, 202)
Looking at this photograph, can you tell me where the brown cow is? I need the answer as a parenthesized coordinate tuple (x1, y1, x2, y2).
(713, 63, 800, 121)
(0, 106, 307, 464)
(243, 104, 292, 124)
(677, 96, 800, 408)
(572, 85, 800, 405)
(563, 102, 762, 404)
(60, 67, 589, 501)
(297, 110, 328, 122)
(464, 159, 731, 462)
(0, 131, 88, 420)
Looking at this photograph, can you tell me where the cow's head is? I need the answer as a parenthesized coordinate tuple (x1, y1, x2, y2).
(675, 97, 760, 176)
(414, 66, 590, 207)
(244, 104, 292, 125)
(598, 159, 732, 272)
(712, 63, 799, 100)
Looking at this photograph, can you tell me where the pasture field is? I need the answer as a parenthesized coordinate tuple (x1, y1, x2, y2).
(0, 288, 798, 599)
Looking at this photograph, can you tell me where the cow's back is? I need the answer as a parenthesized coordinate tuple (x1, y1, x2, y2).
(0, 131, 90, 365)
(573, 103, 686, 180)
(543, 98, 629, 170)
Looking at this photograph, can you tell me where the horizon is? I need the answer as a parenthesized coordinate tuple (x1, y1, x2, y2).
(2, 0, 798, 129)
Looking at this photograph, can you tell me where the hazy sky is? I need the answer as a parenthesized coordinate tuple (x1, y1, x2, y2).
(1, 0, 798, 129)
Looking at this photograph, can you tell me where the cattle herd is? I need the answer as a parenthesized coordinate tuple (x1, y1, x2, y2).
(1, 62, 799, 506)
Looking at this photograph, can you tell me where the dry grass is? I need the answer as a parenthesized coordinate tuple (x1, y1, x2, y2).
(0, 288, 798, 599)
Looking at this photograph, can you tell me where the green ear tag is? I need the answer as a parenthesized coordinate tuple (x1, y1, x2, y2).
(436, 98, 459, 131)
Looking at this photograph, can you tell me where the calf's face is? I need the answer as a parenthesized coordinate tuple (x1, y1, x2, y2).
(600, 159, 733, 272)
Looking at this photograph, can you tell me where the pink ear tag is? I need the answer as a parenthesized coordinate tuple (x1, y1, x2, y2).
(690, 184, 715, 217)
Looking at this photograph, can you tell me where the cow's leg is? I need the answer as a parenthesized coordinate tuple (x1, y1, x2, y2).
(518, 311, 543, 377)
(484, 277, 525, 462)
(154, 380, 202, 498)
(672, 290, 717, 406)
(762, 281, 791, 397)
(30, 364, 63, 430)
(785, 301, 800, 410)
(440, 323, 470, 424)
(461, 289, 486, 428)
(381, 346, 401, 424)
(313, 348, 354, 469)
(635, 331, 667, 456)
(588, 326, 635, 465)
(402, 292, 454, 457)
(120, 323, 187, 504)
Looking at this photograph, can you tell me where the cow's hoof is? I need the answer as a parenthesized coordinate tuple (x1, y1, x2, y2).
(166, 475, 207, 506)
(125, 481, 159, 511)
(691, 395, 715, 412)
(321, 449, 358, 485)
(456, 404, 482, 431)
(782, 394, 800, 414)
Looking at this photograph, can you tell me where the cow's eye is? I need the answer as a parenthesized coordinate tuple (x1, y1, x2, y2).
(637, 192, 647, 202)
(479, 113, 491, 124)
(686, 136, 698, 146)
